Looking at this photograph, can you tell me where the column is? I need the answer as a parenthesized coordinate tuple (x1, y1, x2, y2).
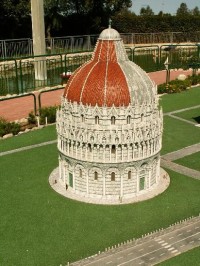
(31, 0, 47, 81)
(103, 170, 106, 196)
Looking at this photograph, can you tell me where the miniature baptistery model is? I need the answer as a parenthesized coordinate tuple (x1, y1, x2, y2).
(56, 25, 164, 202)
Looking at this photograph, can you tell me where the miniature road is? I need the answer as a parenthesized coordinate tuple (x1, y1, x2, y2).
(71, 218, 200, 266)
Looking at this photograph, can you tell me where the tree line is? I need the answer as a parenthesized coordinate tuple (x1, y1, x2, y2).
(0, 1, 200, 40)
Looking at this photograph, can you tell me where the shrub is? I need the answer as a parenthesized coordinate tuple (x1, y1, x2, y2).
(39, 106, 59, 124)
(157, 75, 198, 94)
(28, 112, 37, 125)
(0, 117, 20, 137)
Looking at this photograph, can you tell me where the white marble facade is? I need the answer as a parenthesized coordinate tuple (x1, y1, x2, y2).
(56, 26, 163, 200)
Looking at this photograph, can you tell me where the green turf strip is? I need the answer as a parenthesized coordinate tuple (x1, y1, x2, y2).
(174, 151, 200, 172)
(173, 108, 200, 124)
(160, 86, 200, 113)
(0, 144, 200, 265)
(0, 124, 56, 153)
(161, 116, 200, 155)
(158, 247, 200, 266)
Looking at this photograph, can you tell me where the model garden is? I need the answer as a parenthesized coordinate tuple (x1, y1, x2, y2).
(0, 85, 199, 265)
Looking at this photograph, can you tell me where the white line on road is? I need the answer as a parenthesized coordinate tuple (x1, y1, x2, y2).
(169, 236, 174, 239)
(149, 257, 155, 261)
(178, 233, 183, 236)
(106, 261, 112, 265)
(128, 252, 133, 256)
(160, 253, 165, 256)
(117, 232, 200, 266)
(139, 248, 144, 251)
(117, 257, 123, 260)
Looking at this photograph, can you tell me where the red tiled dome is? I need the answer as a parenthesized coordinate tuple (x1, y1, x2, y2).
(64, 27, 155, 107)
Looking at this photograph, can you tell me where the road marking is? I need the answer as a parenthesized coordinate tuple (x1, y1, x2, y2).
(165, 245, 171, 248)
(180, 244, 185, 247)
(128, 252, 133, 256)
(149, 245, 154, 248)
(160, 253, 165, 256)
(149, 257, 155, 261)
(118, 232, 200, 266)
(117, 257, 123, 260)
(161, 243, 168, 246)
(139, 248, 144, 251)
(168, 247, 174, 251)
(178, 233, 183, 236)
(190, 241, 194, 244)
(139, 262, 144, 265)
(172, 250, 179, 253)
(187, 230, 191, 232)
(195, 226, 199, 229)
(106, 261, 112, 265)
(158, 240, 164, 244)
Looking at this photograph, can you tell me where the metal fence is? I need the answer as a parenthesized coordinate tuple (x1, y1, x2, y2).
(1, 31, 200, 59)
(0, 44, 200, 96)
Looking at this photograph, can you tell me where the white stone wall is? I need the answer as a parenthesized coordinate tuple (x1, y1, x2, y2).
(57, 97, 162, 199)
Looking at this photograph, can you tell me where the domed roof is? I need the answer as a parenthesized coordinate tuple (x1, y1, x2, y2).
(63, 27, 156, 107)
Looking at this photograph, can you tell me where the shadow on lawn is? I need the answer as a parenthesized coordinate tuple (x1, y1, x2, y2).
(193, 116, 200, 123)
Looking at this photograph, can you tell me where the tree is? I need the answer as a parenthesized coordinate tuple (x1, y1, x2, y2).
(176, 3, 190, 16)
(192, 6, 200, 16)
(140, 5, 154, 16)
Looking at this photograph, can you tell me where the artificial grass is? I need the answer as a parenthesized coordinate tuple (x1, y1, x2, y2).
(0, 124, 56, 153)
(159, 247, 200, 266)
(161, 116, 200, 155)
(173, 108, 200, 124)
(174, 151, 200, 172)
(160, 86, 200, 113)
(0, 144, 200, 266)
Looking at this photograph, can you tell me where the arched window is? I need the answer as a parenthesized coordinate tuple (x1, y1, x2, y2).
(111, 145, 116, 154)
(128, 170, 131, 179)
(111, 172, 115, 181)
(95, 116, 99, 124)
(79, 169, 82, 178)
(94, 171, 98, 180)
(88, 144, 92, 152)
(81, 114, 85, 122)
(127, 115, 131, 124)
(111, 116, 115, 125)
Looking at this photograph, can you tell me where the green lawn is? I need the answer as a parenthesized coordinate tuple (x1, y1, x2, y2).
(0, 124, 56, 153)
(173, 108, 200, 124)
(159, 247, 200, 266)
(174, 151, 200, 171)
(1, 146, 200, 266)
(160, 86, 200, 113)
(161, 116, 200, 155)
(0, 86, 200, 265)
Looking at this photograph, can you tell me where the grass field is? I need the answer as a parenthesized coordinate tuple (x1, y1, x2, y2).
(0, 86, 200, 265)
(173, 108, 200, 124)
(174, 151, 200, 172)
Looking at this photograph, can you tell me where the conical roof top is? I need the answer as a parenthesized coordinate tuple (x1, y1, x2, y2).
(63, 27, 156, 107)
